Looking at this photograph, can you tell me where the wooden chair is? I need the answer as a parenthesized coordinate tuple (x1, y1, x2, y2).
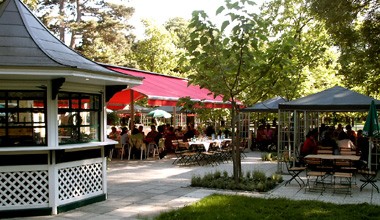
(333, 159, 356, 194)
(340, 148, 356, 155)
(317, 146, 333, 155)
(304, 157, 327, 194)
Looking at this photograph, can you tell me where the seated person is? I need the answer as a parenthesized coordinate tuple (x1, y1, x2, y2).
(183, 125, 195, 142)
(164, 126, 177, 153)
(129, 127, 146, 159)
(336, 131, 356, 151)
(175, 126, 184, 139)
(145, 125, 159, 145)
(108, 126, 120, 141)
(357, 130, 369, 161)
(345, 124, 357, 145)
(106, 126, 120, 158)
(256, 125, 269, 150)
(318, 131, 338, 154)
(300, 129, 318, 157)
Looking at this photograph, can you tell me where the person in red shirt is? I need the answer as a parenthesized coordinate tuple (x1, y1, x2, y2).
(301, 129, 318, 156)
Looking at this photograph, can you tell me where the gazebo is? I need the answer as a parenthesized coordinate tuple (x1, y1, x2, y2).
(277, 86, 380, 172)
(239, 96, 287, 150)
(0, 0, 142, 217)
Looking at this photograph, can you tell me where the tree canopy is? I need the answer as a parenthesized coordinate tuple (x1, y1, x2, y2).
(308, 0, 380, 97)
(34, 0, 136, 66)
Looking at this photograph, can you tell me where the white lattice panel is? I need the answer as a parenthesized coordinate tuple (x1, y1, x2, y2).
(58, 162, 103, 202)
(0, 168, 49, 209)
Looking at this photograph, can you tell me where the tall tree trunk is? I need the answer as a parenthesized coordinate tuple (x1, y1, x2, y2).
(231, 101, 241, 183)
(69, 0, 82, 48)
(59, 0, 65, 42)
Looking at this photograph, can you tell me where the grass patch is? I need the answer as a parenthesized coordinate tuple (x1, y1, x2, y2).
(191, 170, 283, 192)
(155, 194, 380, 220)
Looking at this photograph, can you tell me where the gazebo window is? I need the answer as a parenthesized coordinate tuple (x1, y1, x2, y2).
(58, 92, 101, 145)
(0, 91, 47, 147)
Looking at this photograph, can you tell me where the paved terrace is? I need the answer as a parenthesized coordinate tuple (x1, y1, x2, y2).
(9, 151, 380, 220)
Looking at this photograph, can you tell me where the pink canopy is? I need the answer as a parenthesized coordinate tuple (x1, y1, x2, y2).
(106, 65, 237, 110)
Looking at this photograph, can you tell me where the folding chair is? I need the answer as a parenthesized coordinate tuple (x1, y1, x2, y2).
(304, 157, 327, 194)
(284, 160, 306, 187)
(358, 169, 379, 193)
(333, 159, 356, 195)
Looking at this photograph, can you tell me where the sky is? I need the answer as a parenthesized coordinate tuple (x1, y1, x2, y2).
(123, 0, 227, 37)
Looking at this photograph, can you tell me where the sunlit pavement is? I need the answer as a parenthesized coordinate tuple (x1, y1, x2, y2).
(9, 150, 380, 219)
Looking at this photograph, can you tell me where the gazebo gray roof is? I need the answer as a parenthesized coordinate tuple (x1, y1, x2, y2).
(0, 0, 141, 86)
(240, 96, 287, 113)
(279, 86, 380, 111)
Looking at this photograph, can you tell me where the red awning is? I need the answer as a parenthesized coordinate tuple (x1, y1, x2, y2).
(106, 66, 237, 110)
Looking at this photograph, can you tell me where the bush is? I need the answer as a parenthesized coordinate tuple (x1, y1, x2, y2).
(261, 152, 278, 161)
(190, 170, 281, 192)
(252, 171, 267, 182)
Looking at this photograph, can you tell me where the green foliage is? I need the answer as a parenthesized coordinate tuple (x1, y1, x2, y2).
(156, 195, 380, 220)
(256, 0, 341, 102)
(107, 112, 120, 126)
(190, 170, 281, 192)
(251, 170, 267, 182)
(187, 0, 272, 182)
(132, 19, 183, 76)
(34, 0, 136, 66)
(261, 152, 277, 161)
(308, 0, 380, 97)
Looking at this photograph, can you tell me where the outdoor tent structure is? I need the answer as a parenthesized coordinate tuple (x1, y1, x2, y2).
(104, 64, 240, 129)
(0, 0, 142, 217)
(240, 96, 287, 113)
(239, 96, 287, 150)
(104, 64, 236, 110)
(277, 86, 380, 172)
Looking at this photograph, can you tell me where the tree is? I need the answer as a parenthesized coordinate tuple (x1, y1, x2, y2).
(77, 2, 137, 66)
(164, 17, 193, 77)
(308, 0, 380, 97)
(256, 0, 341, 102)
(132, 19, 180, 75)
(187, 0, 275, 182)
(34, 0, 136, 65)
(187, 0, 340, 182)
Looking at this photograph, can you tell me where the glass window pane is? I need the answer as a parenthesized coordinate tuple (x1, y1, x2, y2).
(80, 127, 98, 142)
(72, 94, 80, 109)
(81, 94, 91, 110)
(58, 92, 101, 145)
(58, 93, 70, 109)
(0, 91, 47, 147)
(8, 100, 18, 108)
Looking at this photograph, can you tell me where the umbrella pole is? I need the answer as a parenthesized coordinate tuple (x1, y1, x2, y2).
(368, 137, 373, 171)
(130, 90, 135, 130)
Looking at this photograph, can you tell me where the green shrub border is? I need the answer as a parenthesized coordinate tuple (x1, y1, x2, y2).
(191, 170, 283, 192)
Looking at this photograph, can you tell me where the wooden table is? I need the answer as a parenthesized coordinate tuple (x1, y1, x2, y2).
(304, 154, 360, 194)
(304, 154, 360, 161)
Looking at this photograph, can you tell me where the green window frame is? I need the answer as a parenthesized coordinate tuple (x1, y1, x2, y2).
(0, 90, 47, 147)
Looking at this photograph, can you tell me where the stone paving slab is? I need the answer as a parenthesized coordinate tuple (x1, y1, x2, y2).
(6, 151, 380, 219)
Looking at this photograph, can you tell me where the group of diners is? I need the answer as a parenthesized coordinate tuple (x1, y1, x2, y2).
(256, 123, 277, 151)
(107, 123, 200, 160)
(300, 123, 369, 165)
